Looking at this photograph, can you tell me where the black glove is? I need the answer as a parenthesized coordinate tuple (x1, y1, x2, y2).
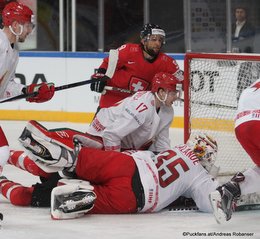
(90, 73, 110, 93)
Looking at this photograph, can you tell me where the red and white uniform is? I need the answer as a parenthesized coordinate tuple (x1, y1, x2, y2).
(87, 91, 173, 152)
(98, 43, 180, 108)
(75, 145, 218, 214)
(0, 29, 24, 99)
(2, 144, 218, 212)
(235, 79, 260, 166)
(0, 126, 10, 174)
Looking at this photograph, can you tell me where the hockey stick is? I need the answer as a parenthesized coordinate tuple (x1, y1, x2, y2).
(104, 86, 135, 94)
(179, 98, 237, 110)
(0, 78, 100, 103)
(0, 50, 119, 104)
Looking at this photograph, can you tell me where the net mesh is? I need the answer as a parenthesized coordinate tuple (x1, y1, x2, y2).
(185, 54, 260, 176)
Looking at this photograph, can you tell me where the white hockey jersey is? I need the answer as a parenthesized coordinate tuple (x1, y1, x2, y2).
(235, 79, 260, 128)
(131, 144, 219, 213)
(87, 91, 174, 152)
(0, 29, 24, 99)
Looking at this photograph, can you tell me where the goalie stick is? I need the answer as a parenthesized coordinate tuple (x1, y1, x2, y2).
(0, 49, 119, 104)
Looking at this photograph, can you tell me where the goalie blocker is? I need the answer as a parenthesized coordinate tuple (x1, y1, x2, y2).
(51, 179, 96, 219)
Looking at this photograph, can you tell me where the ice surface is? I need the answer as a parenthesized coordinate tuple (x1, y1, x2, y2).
(0, 121, 259, 239)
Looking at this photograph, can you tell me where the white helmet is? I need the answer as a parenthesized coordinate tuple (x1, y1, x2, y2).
(187, 133, 218, 174)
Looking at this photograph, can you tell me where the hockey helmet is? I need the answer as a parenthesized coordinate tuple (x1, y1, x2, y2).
(151, 72, 180, 93)
(187, 133, 218, 172)
(140, 23, 165, 44)
(2, 2, 33, 26)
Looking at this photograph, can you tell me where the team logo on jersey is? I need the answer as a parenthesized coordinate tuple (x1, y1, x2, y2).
(129, 77, 149, 92)
(55, 131, 70, 138)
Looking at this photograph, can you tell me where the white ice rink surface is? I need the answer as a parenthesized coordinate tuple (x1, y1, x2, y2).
(0, 121, 259, 239)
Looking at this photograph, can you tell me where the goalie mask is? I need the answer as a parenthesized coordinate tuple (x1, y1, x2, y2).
(187, 133, 218, 174)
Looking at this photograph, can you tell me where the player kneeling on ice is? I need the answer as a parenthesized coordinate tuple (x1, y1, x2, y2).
(82, 71, 182, 153)
(2, 128, 224, 219)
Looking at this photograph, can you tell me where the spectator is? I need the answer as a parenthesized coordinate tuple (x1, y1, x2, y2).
(232, 6, 255, 53)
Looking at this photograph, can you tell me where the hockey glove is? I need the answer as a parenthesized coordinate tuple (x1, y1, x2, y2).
(25, 82, 55, 103)
(90, 73, 110, 93)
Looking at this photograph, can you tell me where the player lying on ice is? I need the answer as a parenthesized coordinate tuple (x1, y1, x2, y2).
(1, 120, 221, 219)
(2, 123, 259, 221)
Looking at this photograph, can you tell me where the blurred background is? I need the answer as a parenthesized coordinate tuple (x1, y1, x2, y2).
(1, 0, 260, 53)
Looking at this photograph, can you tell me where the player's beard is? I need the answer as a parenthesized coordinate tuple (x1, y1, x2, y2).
(145, 46, 160, 58)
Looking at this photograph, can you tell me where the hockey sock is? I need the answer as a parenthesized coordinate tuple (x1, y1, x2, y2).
(0, 177, 34, 206)
(0, 127, 9, 174)
(8, 150, 51, 178)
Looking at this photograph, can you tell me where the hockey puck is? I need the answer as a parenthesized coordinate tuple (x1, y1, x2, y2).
(0, 212, 3, 221)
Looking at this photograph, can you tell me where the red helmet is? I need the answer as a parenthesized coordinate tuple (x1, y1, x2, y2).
(151, 72, 180, 93)
(2, 2, 33, 26)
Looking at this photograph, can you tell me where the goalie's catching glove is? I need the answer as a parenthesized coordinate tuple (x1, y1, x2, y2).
(25, 82, 55, 103)
(90, 72, 110, 93)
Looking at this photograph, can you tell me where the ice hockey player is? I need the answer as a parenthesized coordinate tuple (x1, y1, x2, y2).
(90, 23, 183, 111)
(209, 79, 260, 224)
(1, 126, 220, 219)
(84, 72, 182, 153)
(0, 2, 54, 102)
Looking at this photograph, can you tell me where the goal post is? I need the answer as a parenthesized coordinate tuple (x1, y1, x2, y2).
(184, 53, 260, 176)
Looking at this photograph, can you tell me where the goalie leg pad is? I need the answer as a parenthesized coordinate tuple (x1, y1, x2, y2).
(19, 126, 76, 170)
(51, 184, 96, 220)
(58, 178, 94, 191)
(21, 120, 87, 150)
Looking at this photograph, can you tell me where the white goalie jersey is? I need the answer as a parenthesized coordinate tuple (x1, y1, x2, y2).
(0, 29, 24, 99)
(87, 91, 173, 152)
(131, 144, 219, 213)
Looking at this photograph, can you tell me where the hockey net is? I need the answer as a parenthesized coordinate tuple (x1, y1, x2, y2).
(184, 53, 260, 176)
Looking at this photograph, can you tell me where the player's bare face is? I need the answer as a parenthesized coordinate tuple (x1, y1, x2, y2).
(144, 35, 164, 57)
(165, 90, 179, 107)
(18, 22, 34, 42)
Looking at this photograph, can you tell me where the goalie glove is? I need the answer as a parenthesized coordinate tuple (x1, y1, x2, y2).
(25, 82, 55, 103)
(51, 180, 96, 219)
